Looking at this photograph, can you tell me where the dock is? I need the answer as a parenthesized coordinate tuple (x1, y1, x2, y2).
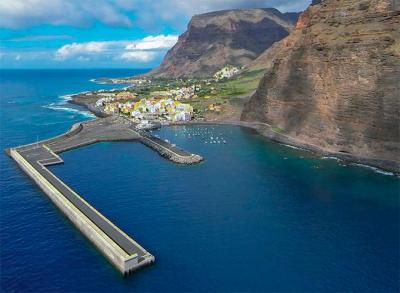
(6, 117, 203, 275)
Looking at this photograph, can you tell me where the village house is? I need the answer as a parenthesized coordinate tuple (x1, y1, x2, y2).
(95, 96, 114, 107)
(128, 98, 193, 122)
(100, 93, 194, 122)
(213, 66, 240, 81)
(153, 85, 200, 101)
(104, 103, 119, 114)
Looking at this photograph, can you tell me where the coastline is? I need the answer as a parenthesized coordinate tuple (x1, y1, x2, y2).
(166, 120, 400, 176)
(69, 95, 110, 118)
(69, 93, 399, 175)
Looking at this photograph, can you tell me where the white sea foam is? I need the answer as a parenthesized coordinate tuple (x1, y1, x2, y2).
(321, 156, 396, 176)
(59, 91, 90, 102)
(43, 92, 95, 118)
(321, 156, 340, 161)
(281, 143, 310, 152)
(281, 143, 303, 150)
(59, 94, 72, 102)
(351, 163, 395, 176)
(90, 78, 108, 84)
(43, 103, 95, 118)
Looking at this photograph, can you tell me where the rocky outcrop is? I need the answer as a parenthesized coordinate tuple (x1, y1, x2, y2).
(242, 0, 400, 171)
(149, 9, 299, 78)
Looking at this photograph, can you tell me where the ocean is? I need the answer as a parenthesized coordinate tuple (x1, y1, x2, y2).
(0, 69, 399, 292)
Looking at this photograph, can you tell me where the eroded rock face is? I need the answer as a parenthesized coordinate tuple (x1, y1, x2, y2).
(149, 9, 298, 78)
(242, 0, 400, 167)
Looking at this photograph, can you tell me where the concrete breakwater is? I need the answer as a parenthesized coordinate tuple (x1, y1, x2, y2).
(7, 117, 203, 275)
(138, 130, 203, 164)
(9, 148, 153, 275)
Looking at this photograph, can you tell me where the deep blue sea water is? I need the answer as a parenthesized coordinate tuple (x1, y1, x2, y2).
(1, 69, 399, 292)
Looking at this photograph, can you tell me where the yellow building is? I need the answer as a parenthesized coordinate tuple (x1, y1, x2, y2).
(208, 103, 222, 112)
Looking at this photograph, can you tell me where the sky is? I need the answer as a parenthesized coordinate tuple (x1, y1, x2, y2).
(0, 0, 311, 69)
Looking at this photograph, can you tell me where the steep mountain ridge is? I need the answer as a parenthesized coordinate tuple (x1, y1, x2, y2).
(149, 8, 299, 78)
(242, 0, 400, 171)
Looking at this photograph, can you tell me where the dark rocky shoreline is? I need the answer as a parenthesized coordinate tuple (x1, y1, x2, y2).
(171, 120, 400, 175)
(69, 94, 109, 118)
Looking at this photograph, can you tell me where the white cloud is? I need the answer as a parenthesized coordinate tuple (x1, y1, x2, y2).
(0, 0, 132, 29)
(0, 0, 310, 29)
(56, 41, 108, 59)
(54, 35, 178, 63)
(121, 35, 178, 62)
(125, 35, 178, 50)
(119, 51, 156, 62)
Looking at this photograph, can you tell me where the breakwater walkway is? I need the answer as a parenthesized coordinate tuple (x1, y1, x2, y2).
(6, 117, 203, 275)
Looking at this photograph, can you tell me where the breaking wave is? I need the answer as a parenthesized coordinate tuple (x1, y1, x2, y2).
(59, 94, 72, 101)
(43, 104, 95, 118)
(42, 94, 95, 118)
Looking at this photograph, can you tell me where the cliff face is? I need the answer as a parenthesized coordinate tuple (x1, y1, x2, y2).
(149, 9, 299, 78)
(242, 0, 400, 168)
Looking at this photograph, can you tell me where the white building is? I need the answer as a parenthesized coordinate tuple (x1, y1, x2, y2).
(174, 111, 192, 122)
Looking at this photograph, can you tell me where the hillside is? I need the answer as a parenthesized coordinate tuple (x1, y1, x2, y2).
(148, 8, 299, 78)
(242, 0, 400, 171)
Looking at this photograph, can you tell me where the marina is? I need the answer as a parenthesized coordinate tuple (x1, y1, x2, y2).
(6, 117, 203, 275)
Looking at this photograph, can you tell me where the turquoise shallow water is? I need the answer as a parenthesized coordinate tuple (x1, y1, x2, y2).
(1, 70, 399, 292)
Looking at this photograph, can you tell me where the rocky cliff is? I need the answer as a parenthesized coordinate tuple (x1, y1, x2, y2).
(149, 9, 299, 78)
(242, 0, 400, 171)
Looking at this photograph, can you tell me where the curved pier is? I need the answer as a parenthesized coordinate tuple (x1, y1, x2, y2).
(6, 117, 203, 275)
